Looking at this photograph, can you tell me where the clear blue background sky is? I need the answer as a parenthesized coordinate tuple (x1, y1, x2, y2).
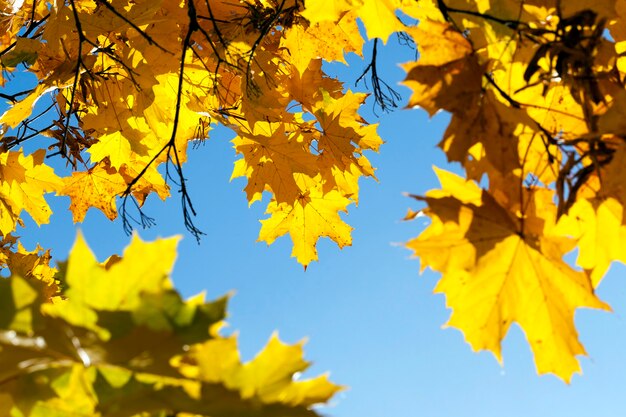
(15, 34, 626, 417)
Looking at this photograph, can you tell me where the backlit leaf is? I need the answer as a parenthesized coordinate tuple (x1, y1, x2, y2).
(407, 169, 609, 381)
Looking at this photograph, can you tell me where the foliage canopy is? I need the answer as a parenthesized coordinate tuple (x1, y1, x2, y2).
(1, 0, 626, 412)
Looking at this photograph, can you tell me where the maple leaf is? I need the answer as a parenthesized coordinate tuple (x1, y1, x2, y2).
(0, 37, 41, 68)
(439, 91, 560, 184)
(282, 59, 344, 111)
(300, 0, 361, 24)
(60, 163, 129, 222)
(281, 11, 363, 76)
(353, 0, 405, 43)
(231, 121, 319, 204)
(302, 0, 405, 43)
(1, 239, 58, 299)
(313, 90, 376, 172)
(401, 20, 484, 116)
(554, 144, 626, 286)
(0, 149, 62, 235)
(555, 197, 626, 287)
(406, 169, 609, 381)
(259, 177, 353, 267)
(178, 332, 343, 407)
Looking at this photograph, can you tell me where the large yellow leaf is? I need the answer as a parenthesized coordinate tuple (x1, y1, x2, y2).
(65, 232, 178, 311)
(407, 169, 609, 381)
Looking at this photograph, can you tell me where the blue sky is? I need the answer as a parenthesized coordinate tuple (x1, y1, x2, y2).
(15, 34, 626, 417)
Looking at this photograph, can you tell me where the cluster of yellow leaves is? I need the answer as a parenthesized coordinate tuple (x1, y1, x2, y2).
(0, 0, 398, 267)
(394, 0, 626, 381)
(0, 233, 340, 416)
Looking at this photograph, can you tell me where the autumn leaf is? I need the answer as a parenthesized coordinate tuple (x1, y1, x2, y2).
(281, 11, 363, 76)
(401, 20, 483, 116)
(1, 239, 58, 299)
(300, 0, 361, 25)
(406, 169, 609, 381)
(178, 332, 343, 407)
(231, 121, 319, 204)
(60, 162, 129, 222)
(314, 90, 376, 173)
(555, 197, 626, 287)
(554, 144, 626, 286)
(1, 37, 41, 68)
(0, 149, 62, 235)
(302, 0, 405, 43)
(259, 177, 353, 267)
(356, 0, 405, 43)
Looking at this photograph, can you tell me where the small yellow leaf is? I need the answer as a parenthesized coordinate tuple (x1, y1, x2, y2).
(259, 178, 353, 267)
(555, 197, 626, 286)
(401, 20, 483, 116)
(0, 149, 61, 234)
(60, 163, 128, 222)
(301, 0, 362, 24)
(0, 84, 50, 128)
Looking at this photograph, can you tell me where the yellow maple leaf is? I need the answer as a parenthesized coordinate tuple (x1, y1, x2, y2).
(0, 237, 58, 299)
(60, 163, 129, 222)
(401, 20, 484, 116)
(0, 84, 50, 128)
(281, 59, 344, 112)
(301, 0, 362, 24)
(406, 169, 609, 381)
(355, 0, 404, 43)
(281, 11, 363, 76)
(0, 149, 62, 235)
(302, 0, 404, 43)
(67, 232, 178, 311)
(177, 332, 342, 407)
(553, 144, 626, 286)
(258, 177, 353, 267)
(314, 90, 376, 173)
(555, 197, 626, 287)
(440, 91, 560, 183)
(231, 121, 319, 205)
(43, 231, 179, 336)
